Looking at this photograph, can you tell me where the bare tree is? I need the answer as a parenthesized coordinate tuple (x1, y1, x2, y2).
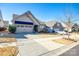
(60, 4, 74, 40)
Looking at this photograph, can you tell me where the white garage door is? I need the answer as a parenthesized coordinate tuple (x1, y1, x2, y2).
(16, 26, 34, 33)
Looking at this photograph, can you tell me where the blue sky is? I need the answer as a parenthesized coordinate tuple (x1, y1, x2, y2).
(0, 3, 79, 24)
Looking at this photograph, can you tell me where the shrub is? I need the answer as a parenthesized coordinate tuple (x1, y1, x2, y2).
(9, 25, 16, 33)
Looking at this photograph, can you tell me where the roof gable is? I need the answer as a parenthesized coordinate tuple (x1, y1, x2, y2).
(12, 11, 40, 25)
(53, 22, 63, 28)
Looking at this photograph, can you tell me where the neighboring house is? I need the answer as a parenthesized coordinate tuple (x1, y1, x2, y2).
(45, 21, 64, 32)
(3, 21, 9, 29)
(0, 10, 4, 27)
(37, 21, 47, 32)
(44, 21, 56, 32)
(0, 20, 4, 27)
(0, 20, 9, 28)
(44, 21, 56, 29)
(44, 21, 65, 32)
(53, 22, 64, 31)
(0, 10, 9, 30)
(38, 23, 52, 33)
(72, 23, 79, 32)
(12, 11, 45, 33)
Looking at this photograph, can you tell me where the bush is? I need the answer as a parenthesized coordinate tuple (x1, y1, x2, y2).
(9, 25, 16, 33)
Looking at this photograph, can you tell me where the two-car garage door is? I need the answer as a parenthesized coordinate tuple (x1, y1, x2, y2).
(16, 25, 34, 33)
(15, 21, 34, 33)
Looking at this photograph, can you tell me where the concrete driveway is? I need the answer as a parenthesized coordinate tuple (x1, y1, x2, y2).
(17, 38, 64, 56)
(16, 33, 79, 56)
(16, 34, 66, 56)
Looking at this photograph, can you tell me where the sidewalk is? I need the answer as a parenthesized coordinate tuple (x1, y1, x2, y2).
(42, 41, 79, 56)
(60, 43, 79, 56)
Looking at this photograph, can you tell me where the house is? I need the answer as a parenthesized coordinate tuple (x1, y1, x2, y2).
(0, 10, 9, 31)
(3, 21, 9, 28)
(12, 11, 45, 33)
(0, 20, 9, 28)
(44, 21, 56, 28)
(44, 21, 56, 32)
(0, 10, 4, 27)
(53, 22, 64, 31)
(43, 20, 75, 33)
(44, 21, 65, 33)
(72, 23, 79, 32)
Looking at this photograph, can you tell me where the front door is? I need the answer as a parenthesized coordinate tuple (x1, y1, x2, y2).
(33, 25, 38, 32)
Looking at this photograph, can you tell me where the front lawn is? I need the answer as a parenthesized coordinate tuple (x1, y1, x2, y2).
(53, 38, 76, 45)
(27, 33, 61, 39)
(0, 38, 16, 43)
(0, 46, 18, 56)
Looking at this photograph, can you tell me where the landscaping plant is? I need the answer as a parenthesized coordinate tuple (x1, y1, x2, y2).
(9, 25, 16, 33)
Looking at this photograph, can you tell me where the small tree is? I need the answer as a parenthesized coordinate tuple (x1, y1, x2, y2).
(9, 25, 16, 33)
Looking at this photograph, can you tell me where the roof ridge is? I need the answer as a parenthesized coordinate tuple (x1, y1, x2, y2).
(26, 11, 41, 25)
